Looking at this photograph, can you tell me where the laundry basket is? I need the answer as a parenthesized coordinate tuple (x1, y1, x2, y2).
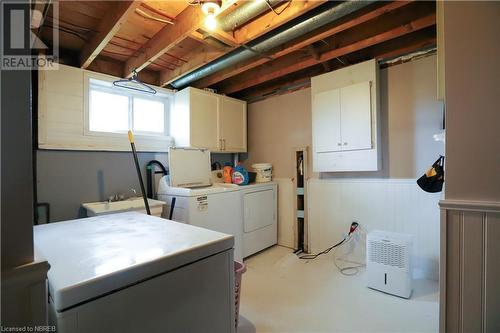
(234, 261, 247, 328)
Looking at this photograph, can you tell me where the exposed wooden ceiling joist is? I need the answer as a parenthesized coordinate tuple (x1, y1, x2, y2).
(377, 36, 436, 62)
(189, 31, 232, 51)
(194, 1, 414, 89)
(124, 5, 204, 77)
(220, 13, 436, 94)
(199, 28, 239, 47)
(158, 0, 326, 86)
(239, 33, 437, 101)
(88, 57, 160, 86)
(124, 1, 239, 79)
(80, 1, 141, 69)
(160, 47, 228, 88)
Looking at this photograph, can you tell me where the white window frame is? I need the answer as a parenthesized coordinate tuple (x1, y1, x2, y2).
(83, 73, 173, 140)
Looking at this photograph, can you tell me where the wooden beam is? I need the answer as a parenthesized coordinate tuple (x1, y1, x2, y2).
(376, 37, 436, 61)
(189, 32, 231, 52)
(159, 48, 226, 87)
(158, 0, 325, 86)
(88, 57, 160, 86)
(124, 1, 238, 78)
(233, 0, 327, 44)
(221, 13, 436, 94)
(195, 1, 414, 88)
(124, 5, 204, 77)
(307, 45, 331, 71)
(80, 1, 140, 69)
(240, 34, 436, 101)
(199, 28, 239, 47)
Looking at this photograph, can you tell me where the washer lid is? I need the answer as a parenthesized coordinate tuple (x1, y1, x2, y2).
(168, 147, 211, 188)
(34, 212, 233, 312)
(157, 176, 240, 197)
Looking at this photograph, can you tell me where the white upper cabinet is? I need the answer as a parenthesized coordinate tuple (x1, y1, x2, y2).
(313, 89, 341, 153)
(219, 96, 247, 152)
(190, 89, 220, 151)
(311, 59, 380, 172)
(171, 87, 247, 153)
(339, 81, 372, 151)
(313, 82, 372, 154)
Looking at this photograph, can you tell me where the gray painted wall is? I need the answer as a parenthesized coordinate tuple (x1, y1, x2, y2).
(36, 151, 233, 222)
(1, 69, 34, 269)
(36, 150, 167, 222)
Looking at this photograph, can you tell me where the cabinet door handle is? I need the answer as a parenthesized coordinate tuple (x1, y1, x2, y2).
(337, 143, 342, 146)
(219, 139, 223, 150)
(343, 142, 348, 146)
(223, 139, 226, 150)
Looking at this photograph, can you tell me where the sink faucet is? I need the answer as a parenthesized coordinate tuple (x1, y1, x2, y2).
(107, 189, 137, 203)
(128, 188, 137, 198)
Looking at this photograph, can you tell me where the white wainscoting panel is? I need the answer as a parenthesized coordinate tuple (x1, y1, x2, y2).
(308, 178, 442, 280)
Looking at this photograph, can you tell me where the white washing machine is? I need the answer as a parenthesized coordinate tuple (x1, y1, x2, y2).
(158, 177, 243, 261)
(157, 147, 244, 261)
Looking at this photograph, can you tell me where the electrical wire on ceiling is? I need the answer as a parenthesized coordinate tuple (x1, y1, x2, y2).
(47, 16, 96, 33)
(135, 8, 174, 25)
(265, 0, 292, 15)
(108, 40, 138, 53)
(140, 3, 177, 21)
(336, 57, 347, 65)
(101, 50, 130, 58)
(43, 23, 88, 41)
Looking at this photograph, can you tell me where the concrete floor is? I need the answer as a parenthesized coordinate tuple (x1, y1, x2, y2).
(238, 246, 439, 333)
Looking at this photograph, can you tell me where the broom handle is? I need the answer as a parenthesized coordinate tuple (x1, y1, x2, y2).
(128, 131, 151, 215)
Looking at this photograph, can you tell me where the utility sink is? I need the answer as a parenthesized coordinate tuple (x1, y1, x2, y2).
(82, 197, 165, 217)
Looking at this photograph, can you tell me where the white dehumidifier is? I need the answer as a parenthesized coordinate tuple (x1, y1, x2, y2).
(366, 230, 413, 298)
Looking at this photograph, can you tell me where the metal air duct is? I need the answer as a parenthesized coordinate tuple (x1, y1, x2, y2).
(171, 0, 375, 89)
(219, 0, 284, 31)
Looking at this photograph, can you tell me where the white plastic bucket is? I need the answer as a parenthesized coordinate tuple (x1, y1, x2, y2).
(252, 163, 273, 183)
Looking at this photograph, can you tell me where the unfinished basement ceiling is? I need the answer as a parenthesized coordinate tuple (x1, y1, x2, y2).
(38, 0, 437, 101)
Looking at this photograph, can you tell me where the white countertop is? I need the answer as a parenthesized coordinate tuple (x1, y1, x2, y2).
(34, 212, 234, 311)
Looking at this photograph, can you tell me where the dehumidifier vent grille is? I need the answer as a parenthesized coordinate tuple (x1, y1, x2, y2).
(368, 240, 407, 269)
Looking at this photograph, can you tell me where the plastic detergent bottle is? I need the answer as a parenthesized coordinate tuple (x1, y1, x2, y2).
(223, 163, 233, 183)
(232, 163, 249, 185)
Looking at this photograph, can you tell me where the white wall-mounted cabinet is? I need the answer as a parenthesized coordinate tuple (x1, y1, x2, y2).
(171, 87, 247, 153)
(219, 96, 247, 152)
(313, 81, 372, 154)
(312, 59, 380, 172)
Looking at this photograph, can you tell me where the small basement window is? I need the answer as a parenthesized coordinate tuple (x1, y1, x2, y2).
(86, 78, 170, 137)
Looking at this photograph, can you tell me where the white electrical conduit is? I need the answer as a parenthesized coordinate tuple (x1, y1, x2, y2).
(135, 8, 174, 25)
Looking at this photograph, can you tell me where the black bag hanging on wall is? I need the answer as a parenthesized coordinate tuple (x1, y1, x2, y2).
(417, 156, 445, 193)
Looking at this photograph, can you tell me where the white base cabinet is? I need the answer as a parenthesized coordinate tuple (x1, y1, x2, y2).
(49, 251, 235, 333)
(171, 87, 247, 153)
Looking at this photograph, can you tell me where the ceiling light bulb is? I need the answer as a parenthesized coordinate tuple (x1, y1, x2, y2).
(205, 13, 217, 31)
